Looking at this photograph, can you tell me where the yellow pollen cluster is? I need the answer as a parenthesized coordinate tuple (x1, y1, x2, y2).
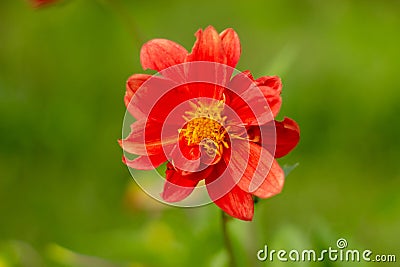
(184, 117, 226, 145)
(180, 100, 229, 157)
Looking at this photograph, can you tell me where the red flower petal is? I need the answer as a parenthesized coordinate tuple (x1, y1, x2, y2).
(224, 140, 284, 198)
(162, 171, 198, 203)
(142, 82, 224, 124)
(255, 76, 282, 94)
(226, 75, 274, 126)
(125, 74, 152, 117)
(119, 119, 177, 155)
(248, 117, 300, 158)
(122, 154, 166, 170)
(140, 39, 188, 72)
(31, 0, 56, 8)
(127, 75, 181, 121)
(181, 61, 229, 101)
(274, 117, 300, 158)
(161, 162, 210, 202)
(169, 139, 201, 172)
(220, 28, 241, 68)
(212, 185, 254, 221)
(226, 74, 282, 121)
(206, 161, 254, 221)
(227, 70, 254, 96)
(255, 76, 282, 117)
(187, 26, 227, 64)
(252, 158, 284, 198)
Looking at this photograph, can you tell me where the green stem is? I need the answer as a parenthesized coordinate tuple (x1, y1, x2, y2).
(221, 211, 237, 267)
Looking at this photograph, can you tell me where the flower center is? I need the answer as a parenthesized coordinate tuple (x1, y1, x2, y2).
(184, 117, 225, 145)
(180, 100, 229, 159)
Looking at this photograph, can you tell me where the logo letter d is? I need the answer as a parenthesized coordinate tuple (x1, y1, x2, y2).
(257, 245, 268, 261)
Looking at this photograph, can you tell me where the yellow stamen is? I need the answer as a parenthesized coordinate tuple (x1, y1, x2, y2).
(180, 99, 229, 161)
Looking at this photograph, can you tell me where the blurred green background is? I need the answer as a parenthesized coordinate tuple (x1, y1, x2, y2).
(1, 0, 399, 266)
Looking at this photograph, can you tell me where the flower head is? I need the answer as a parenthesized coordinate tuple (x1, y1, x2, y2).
(31, 0, 57, 8)
(120, 26, 300, 221)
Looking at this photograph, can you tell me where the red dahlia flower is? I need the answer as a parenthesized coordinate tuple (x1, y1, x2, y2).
(120, 26, 300, 221)
(31, 0, 57, 8)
